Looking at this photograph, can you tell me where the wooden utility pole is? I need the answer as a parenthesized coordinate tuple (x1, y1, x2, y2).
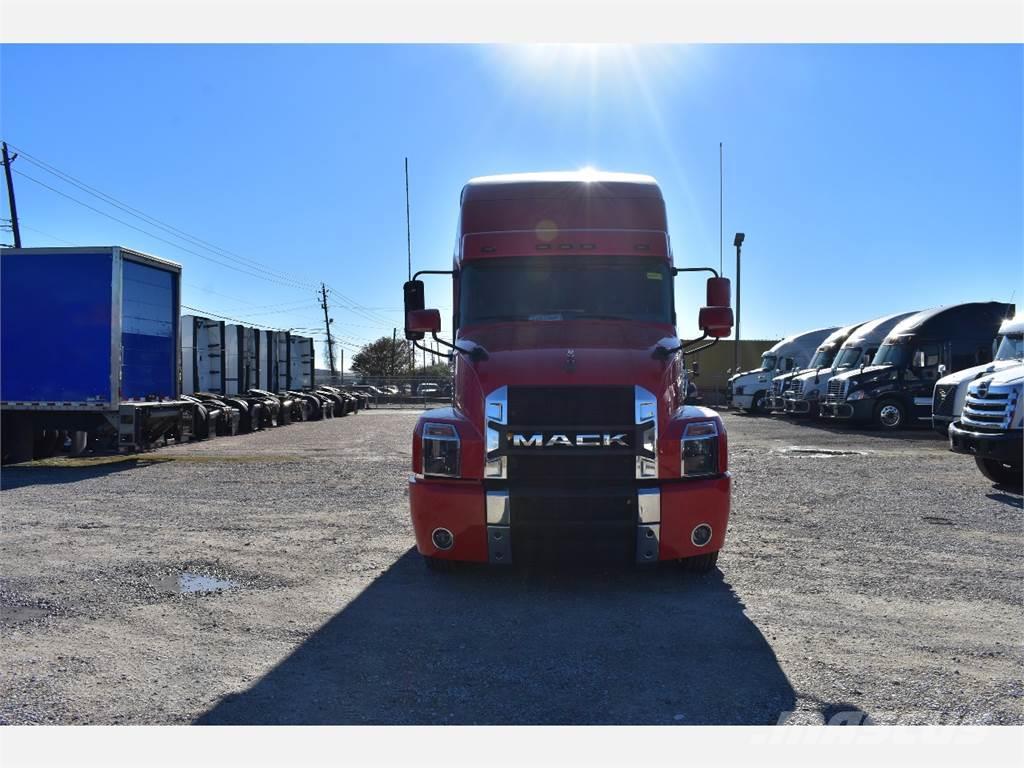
(319, 283, 337, 376)
(2, 142, 21, 248)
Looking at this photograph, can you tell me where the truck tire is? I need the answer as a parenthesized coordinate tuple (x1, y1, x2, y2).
(874, 398, 906, 431)
(746, 391, 766, 414)
(975, 458, 1023, 489)
(679, 550, 719, 573)
(33, 430, 63, 459)
(423, 555, 458, 572)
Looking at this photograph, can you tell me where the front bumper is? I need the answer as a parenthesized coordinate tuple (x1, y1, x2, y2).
(819, 398, 874, 422)
(409, 474, 732, 565)
(729, 393, 754, 410)
(948, 424, 1023, 467)
(783, 397, 818, 416)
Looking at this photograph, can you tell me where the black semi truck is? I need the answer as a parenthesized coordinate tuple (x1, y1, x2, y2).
(820, 302, 1015, 430)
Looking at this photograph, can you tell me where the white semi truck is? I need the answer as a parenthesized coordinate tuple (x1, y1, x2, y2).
(726, 327, 837, 413)
(948, 363, 1023, 489)
(782, 311, 918, 417)
(932, 314, 1024, 435)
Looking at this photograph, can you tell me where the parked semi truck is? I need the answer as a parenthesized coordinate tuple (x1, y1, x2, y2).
(932, 314, 1024, 435)
(772, 323, 862, 413)
(1, 246, 193, 463)
(402, 171, 734, 571)
(782, 311, 917, 417)
(947, 364, 1023, 489)
(820, 302, 1015, 430)
(726, 327, 836, 413)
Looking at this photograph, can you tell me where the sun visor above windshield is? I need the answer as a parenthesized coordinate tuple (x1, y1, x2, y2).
(460, 230, 670, 264)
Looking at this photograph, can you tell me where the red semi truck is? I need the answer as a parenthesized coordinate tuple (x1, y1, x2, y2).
(403, 171, 734, 571)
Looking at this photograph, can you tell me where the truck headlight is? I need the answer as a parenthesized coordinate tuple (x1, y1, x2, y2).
(681, 420, 719, 477)
(847, 390, 867, 401)
(422, 422, 460, 478)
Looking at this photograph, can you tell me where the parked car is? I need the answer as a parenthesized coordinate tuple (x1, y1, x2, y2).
(418, 382, 440, 396)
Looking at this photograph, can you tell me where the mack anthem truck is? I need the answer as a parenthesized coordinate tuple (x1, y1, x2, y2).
(402, 171, 734, 571)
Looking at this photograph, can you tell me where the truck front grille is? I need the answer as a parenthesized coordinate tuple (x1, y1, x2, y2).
(825, 378, 845, 404)
(790, 380, 804, 398)
(501, 385, 638, 485)
(961, 382, 1017, 432)
(510, 489, 636, 564)
(932, 384, 957, 418)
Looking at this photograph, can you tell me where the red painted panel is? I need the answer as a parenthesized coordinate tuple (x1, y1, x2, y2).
(409, 477, 488, 562)
(659, 475, 732, 560)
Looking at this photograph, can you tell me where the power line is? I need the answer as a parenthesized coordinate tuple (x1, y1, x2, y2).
(6, 142, 318, 290)
(14, 168, 314, 291)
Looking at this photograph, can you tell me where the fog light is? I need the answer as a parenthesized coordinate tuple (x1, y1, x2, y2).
(431, 527, 454, 551)
(691, 524, 712, 547)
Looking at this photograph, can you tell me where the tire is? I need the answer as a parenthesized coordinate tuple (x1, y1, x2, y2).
(975, 458, 1023, 489)
(423, 555, 458, 572)
(874, 398, 906, 431)
(679, 550, 719, 573)
(748, 391, 767, 414)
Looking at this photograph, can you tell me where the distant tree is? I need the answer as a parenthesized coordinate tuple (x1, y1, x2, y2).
(418, 362, 452, 380)
(350, 336, 415, 377)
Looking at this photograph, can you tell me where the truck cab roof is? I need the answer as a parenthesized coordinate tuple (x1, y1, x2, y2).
(462, 171, 662, 201)
(884, 302, 1015, 342)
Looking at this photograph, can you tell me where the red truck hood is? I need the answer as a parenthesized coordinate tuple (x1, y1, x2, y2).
(453, 321, 679, 424)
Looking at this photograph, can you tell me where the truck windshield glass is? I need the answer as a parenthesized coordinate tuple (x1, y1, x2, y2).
(760, 354, 777, 370)
(995, 333, 1024, 361)
(459, 256, 672, 326)
(832, 347, 863, 369)
(872, 342, 909, 367)
(808, 347, 837, 369)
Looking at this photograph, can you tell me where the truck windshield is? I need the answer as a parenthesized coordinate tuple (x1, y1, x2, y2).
(459, 256, 672, 326)
(994, 333, 1024, 361)
(832, 347, 863, 369)
(808, 347, 837, 369)
(872, 342, 909, 367)
(760, 354, 777, 370)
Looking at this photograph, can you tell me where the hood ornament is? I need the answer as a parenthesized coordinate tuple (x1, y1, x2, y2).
(564, 348, 576, 372)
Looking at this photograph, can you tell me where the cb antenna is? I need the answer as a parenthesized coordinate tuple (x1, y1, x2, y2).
(405, 157, 412, 281)
(719, 142, 723, 274)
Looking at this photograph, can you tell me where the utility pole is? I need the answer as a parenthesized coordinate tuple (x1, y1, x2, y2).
(319, 283, 337, 376)
(733, 233, 745, 374)
(391, 327, 398, 378)
(2, 142, 22, 248)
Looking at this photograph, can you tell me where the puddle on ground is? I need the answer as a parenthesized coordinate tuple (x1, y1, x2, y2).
(150, 572, 237, 595)
(779, 446, 868, 458)
(2, 605, 50, 623)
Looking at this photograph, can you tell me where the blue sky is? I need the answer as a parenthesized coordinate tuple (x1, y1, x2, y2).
(2, 44, 1021, 368)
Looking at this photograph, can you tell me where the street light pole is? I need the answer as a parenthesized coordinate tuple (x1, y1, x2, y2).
(733, 232, 745, 374)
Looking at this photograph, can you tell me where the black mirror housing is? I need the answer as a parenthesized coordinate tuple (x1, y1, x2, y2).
(403, 280, 426, 340)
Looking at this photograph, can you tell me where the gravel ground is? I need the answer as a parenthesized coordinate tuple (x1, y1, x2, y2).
(1, 409, 1021, 725)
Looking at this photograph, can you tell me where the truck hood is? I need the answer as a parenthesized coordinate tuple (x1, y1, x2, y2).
(977, 364, 1024, 388)
(831, 364, 893, 384)
(454, 321, 679, 422)
(935, 358, 1022, 388)
(728, 367, 770, 383)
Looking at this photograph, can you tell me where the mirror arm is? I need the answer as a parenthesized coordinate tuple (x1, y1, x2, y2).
(672, 266, 720, 279)
(654, 332, 720, 359)
(430, 331, 488, 362)
(681, 335, 720, 357)
(412, 269, 455, 281)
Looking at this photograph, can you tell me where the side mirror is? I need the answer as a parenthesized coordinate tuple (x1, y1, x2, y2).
(698, 306, 734, 338)
(937, 364, 947, 376)
(912, 350, 926, 369)
(406, 309, 441, 335)
(698, 276, 733, 338)
(403, 280, 426, 340)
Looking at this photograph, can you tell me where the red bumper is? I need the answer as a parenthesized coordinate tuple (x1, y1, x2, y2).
(409, 474, 731, 563)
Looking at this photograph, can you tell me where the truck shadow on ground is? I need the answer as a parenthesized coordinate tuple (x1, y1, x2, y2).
(767, 416, 940, 443)
(0, 459, 155, 490)
(196, 550, 795, 725)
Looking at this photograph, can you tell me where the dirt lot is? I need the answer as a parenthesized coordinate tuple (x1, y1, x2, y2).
(1, 409, 1021, 725)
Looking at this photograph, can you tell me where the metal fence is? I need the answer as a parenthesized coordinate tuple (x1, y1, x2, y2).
(317, 373, 452, 409)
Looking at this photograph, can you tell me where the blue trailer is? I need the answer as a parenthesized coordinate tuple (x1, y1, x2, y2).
(1, 246, 194, 462)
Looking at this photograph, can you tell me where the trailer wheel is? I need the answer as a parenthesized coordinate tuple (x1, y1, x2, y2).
(423, 555, 458, 572)
(33, 430, 63, 459)
(975, 458, 1023, 489)
(874, 398, 906, 430)
(678, 550, 719, 573)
